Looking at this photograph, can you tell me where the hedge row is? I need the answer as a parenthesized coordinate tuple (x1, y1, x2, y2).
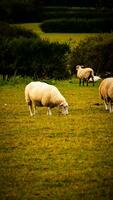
(1, 2, 113, 23)
(40, 18, 113, 33)
(42, 7, 113, 21)
(0, 24, 70, 80)
(0, 22, 37, 39)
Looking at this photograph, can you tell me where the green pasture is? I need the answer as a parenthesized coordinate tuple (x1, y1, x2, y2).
(15, 23, 113, 48)
(0, 79, 113, 200)
(16, 23, 98, 46)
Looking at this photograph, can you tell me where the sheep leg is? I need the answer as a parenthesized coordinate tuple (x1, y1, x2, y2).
(86, 80, 88, 86)
(33, 104, 36, 115)
(109, 101, 113, 113)
(104, 99, 109, 111)
(28, 105, 34, 116)
(92, 76, 94, 86)
(47, 107, 52, 115)
(109, 103, 112, 112)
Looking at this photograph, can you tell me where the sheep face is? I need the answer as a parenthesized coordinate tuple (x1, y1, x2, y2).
(76, 65, 82, 71)
(59, 102, 68, 115)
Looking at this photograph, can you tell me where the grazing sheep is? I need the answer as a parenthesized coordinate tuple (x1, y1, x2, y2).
(99, 77, 113, 112)
(76, 65, 94, 86)
(25, 81, 68, 116)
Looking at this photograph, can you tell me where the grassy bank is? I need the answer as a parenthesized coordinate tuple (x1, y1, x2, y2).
(15, 23, 113, 48)
(15, 23, 98, 46)
(0, 79, 113, 199)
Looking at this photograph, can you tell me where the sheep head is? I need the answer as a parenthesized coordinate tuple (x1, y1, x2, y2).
(76, 65, 84, 70)
(59, 102, 68, 115)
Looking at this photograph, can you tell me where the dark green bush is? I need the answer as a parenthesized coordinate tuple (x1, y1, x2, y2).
(69, 35, 113, 75)
(1, 1, 113, 23)
(0, 34, 70, 80)
(42, 7, 113, 21)
(40, 18, 113, 33)
(0, 22, 70, 80)
(0, 22, 38, 38)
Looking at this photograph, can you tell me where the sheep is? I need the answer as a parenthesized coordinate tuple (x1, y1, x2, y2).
(99, 77, 113, 112)
(89, 75, 101, 83)
(76, 65, 94, 86)
(25, 81, 68, 116)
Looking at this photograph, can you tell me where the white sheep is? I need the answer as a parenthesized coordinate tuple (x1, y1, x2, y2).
(25, 81, 68, 116)
(76, 65, 94, 86)
(89, 75, 101, 82)
(99, 77, 113, 112)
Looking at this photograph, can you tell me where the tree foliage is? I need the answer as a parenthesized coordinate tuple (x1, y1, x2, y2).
(0, 0, 113, 22)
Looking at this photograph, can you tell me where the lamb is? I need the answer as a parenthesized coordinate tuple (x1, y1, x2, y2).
(76, 65, 94, 86)
(99, 77, 113, 112)
(25, 81, 68, 116)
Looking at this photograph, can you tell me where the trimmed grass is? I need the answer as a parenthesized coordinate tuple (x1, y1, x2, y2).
(15, 23, 98, 46)
(0, 79, 113, 199)
(15, 23, 113, 48)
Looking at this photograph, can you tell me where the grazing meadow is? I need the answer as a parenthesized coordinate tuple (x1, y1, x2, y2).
(0, 78, 113, 200)
(15, 23, 99, 46)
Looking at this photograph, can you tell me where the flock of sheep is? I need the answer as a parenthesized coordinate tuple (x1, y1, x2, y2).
(25, 65, 113, 115)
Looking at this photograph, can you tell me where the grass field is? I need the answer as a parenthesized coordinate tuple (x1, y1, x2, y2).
(0, 79, 113, 200)
(15, 23, 113, 48)
(16, 23, 99, 46)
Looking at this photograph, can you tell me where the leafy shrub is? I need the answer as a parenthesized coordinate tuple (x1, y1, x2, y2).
(0, 30, 70, 80)
(0, 22, 38, 38)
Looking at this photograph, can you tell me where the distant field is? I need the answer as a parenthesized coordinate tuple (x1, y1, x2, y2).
(16, 23, 113, 48)
(16, 23, 99, 46)
(0, 79, 113, 199)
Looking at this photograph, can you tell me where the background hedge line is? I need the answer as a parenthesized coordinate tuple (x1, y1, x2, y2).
(40, 8, 113, 34)
(0, 1, 113, 24)
(40, 18, 113, 33)
(42, 7, 113, 21)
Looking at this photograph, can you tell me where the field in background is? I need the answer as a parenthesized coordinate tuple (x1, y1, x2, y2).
(16, 23, 98, 46)
(0, 79, 113, 199)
